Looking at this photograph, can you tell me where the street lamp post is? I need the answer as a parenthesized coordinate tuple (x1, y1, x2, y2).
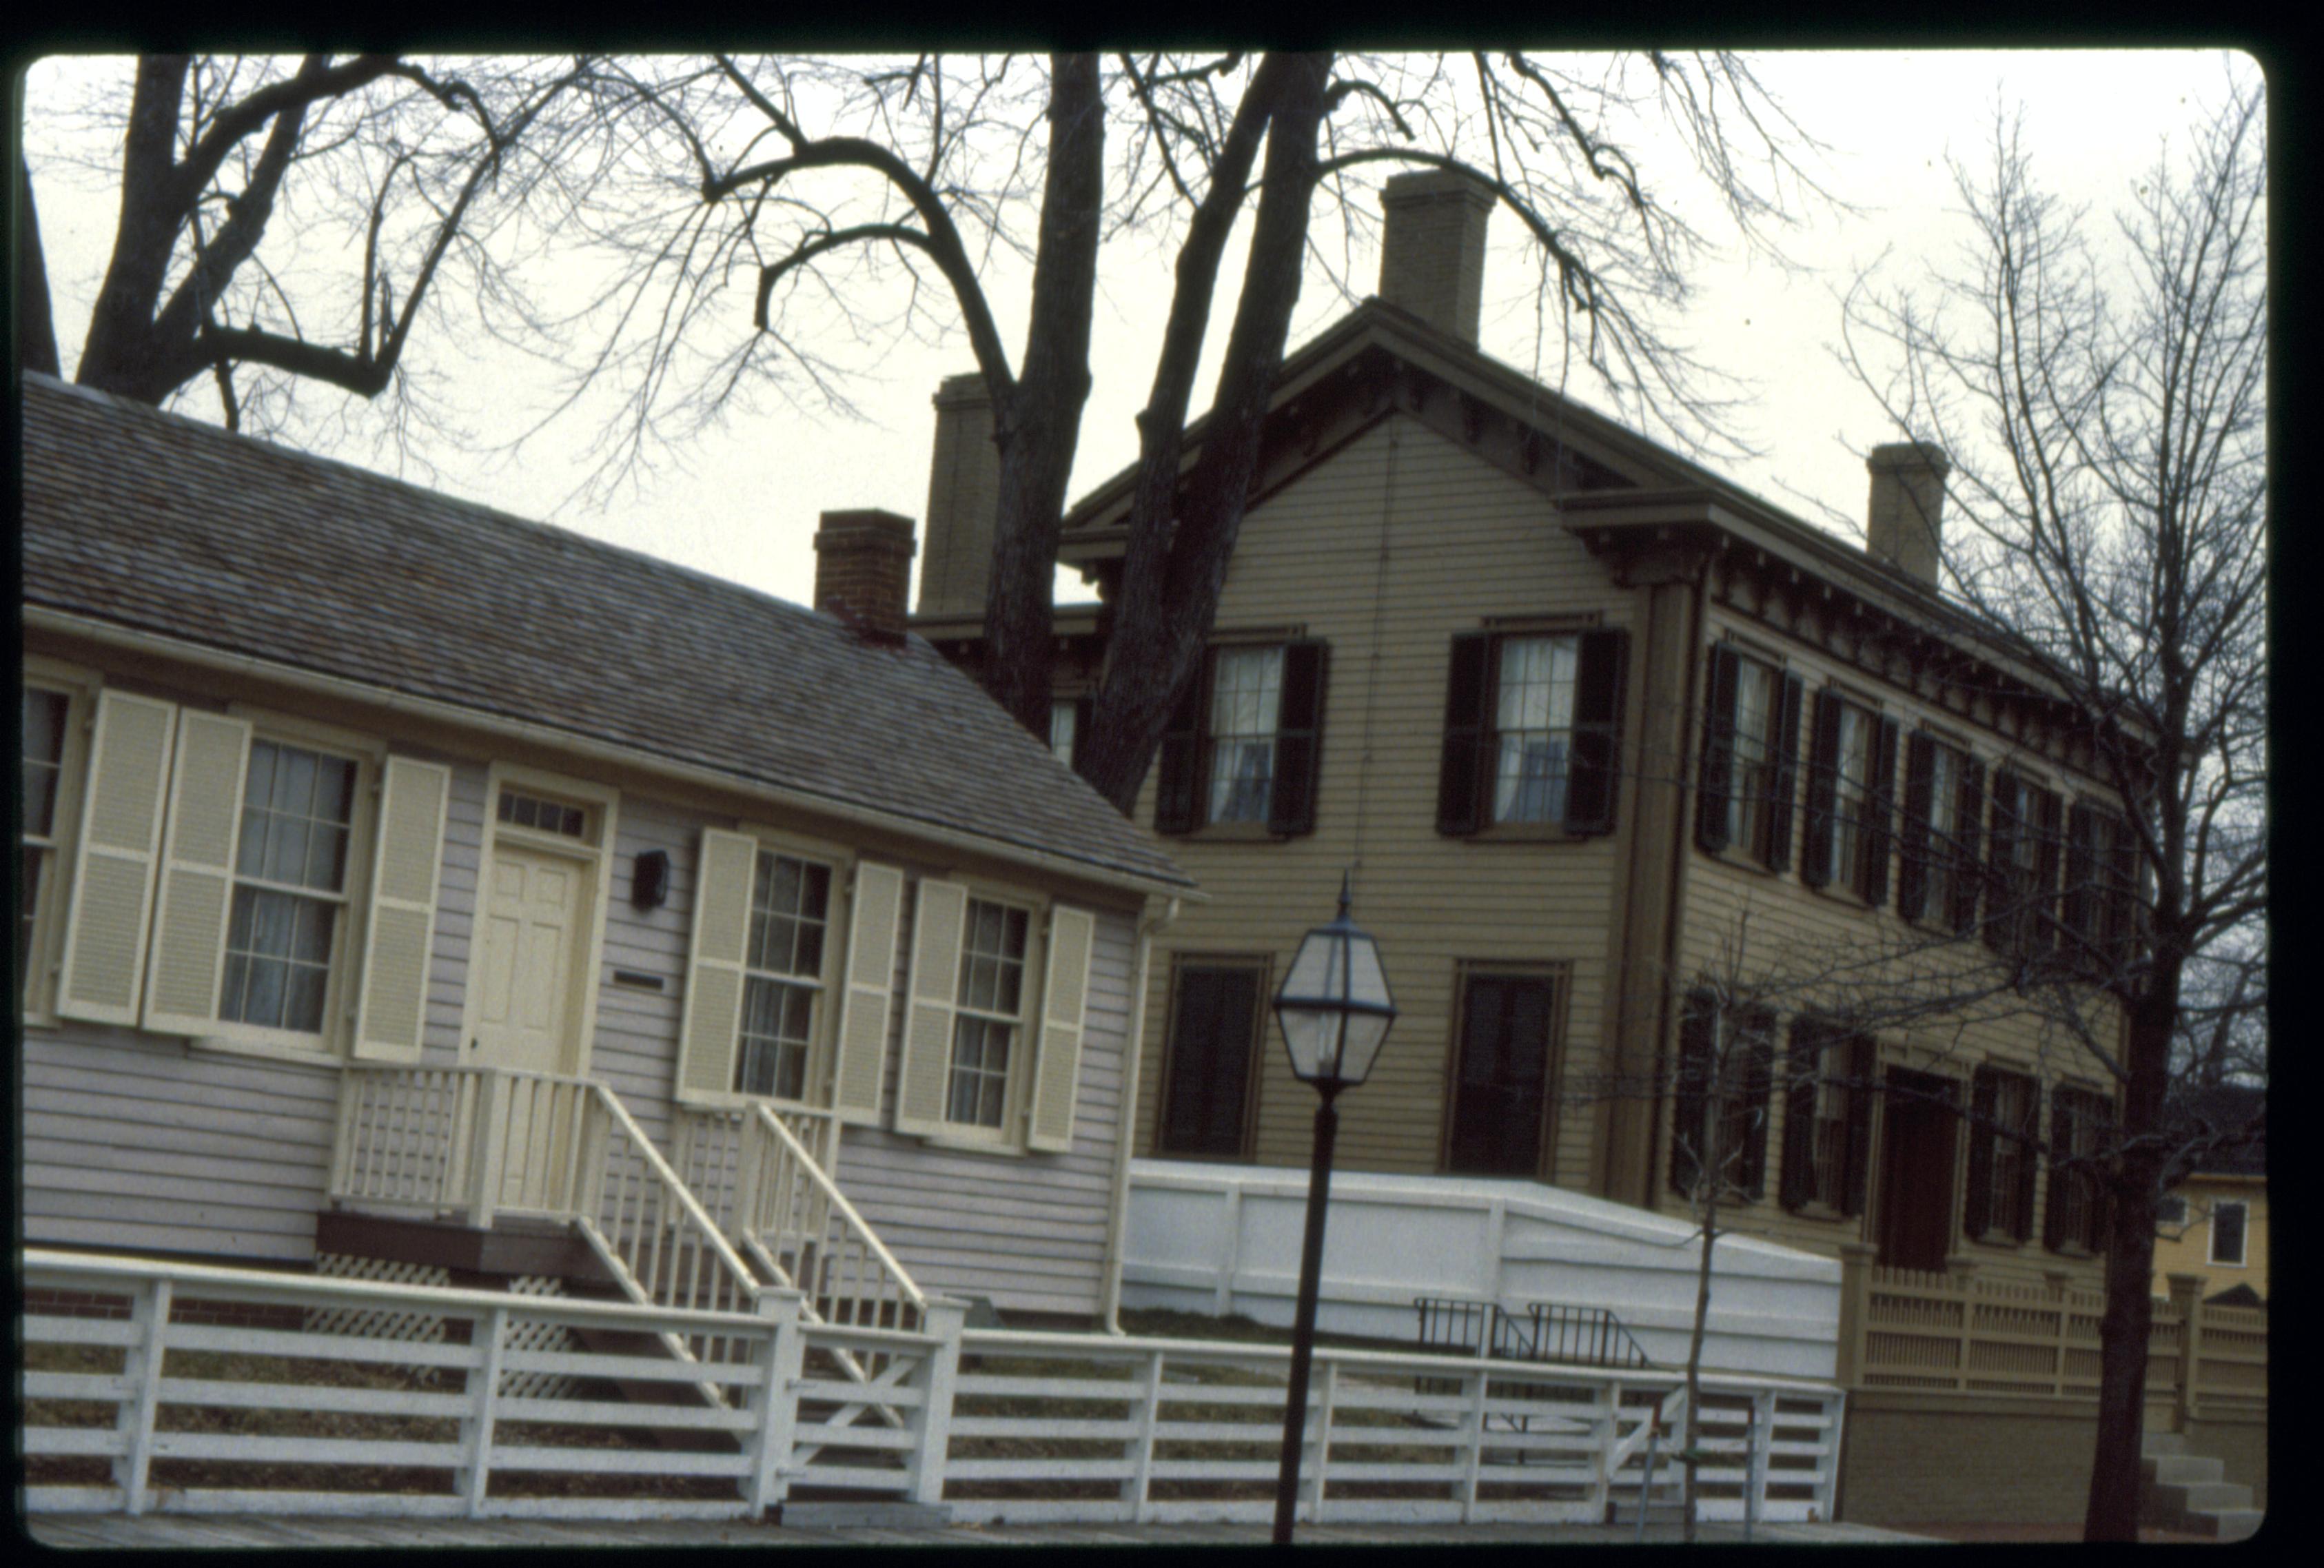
(1270, 876, 1396, 1546)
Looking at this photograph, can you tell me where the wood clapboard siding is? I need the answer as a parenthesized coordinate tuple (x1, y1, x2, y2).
(583, 793, 704, 1153)
(1128, 416, 1628, 1193)
(833, 902, 1137, 1318)
(1664, 604, 2118, 1291)
(418, 760, 486, 1070)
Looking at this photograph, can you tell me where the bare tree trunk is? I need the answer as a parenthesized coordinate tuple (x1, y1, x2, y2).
(981, 52, 1105, 738)
(17, 155, 59, 377)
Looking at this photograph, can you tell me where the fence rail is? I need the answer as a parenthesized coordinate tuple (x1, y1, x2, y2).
(25, 1250, 1843, 1525)
(1838, 1248, 2267, 1423)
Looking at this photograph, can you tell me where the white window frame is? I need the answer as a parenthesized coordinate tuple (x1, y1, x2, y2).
(942, 890, 1039, 1141)
(19, 659, 99, 1025)
(1827, 700, 1877, 888)
(731, 833, 849, 1109)
(1490, 634, 1582, 826)
(1048, 700, 1079, 768)
(1722, 651, 1780, 854)
(2208, 1198, 2249, 1267)
(194, 706, 385, 1062)
(1206, 646, 1285, 826)
(1919, 734, 1968, 925)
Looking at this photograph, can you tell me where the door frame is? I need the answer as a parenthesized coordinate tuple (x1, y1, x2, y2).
(1152, 951, 1272, 1161)
(1873, 1065, 1963, 1270)
(1438, 961, 1569, 1181)
(458, 761, 621, 1083)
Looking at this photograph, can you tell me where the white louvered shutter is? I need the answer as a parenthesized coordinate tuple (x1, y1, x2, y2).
(351, 757, 451, 1062)
(675, 828, 758, 1103)
(830, 862, 904, 1126)
(56, 691, 179, 1026)
(1026, 904, 1097, 1154)
(140, 711, 254, 1035)
(893, 878, 967, 1137)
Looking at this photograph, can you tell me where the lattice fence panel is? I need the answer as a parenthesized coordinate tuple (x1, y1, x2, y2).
(307, 1254, 453, 1343)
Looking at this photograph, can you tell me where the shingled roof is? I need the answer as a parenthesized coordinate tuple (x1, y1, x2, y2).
(19, 374, 1190, 895)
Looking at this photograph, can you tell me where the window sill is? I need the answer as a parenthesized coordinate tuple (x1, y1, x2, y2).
(1178, 822, 1288, 844)
(1465, 824, 1596, 844)
(1784, 1200, 1855, 1224)
(1703, 844, 1783, 876)
(190, 1030, 343, 1069)
(918, 1130, 1028, 1159)
(2044, 1242, 2101, 1262)
(1964, 1229, 2031, 1252)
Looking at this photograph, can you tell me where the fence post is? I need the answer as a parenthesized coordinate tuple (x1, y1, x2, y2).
(1833, 1242, 1875, 1387)
(2167, 1272, 2204, 1432)
(1592, 1381, 1620, 1522)
(1128, 1348, 1165, 1523)
(910, 1296, 968, 1508)
(1946, 1256, 1978, 1392)
(2041, 1268, 2075, 1396)
(1307, 1358, 1338, 1525)
(746, 1289, 806, 1517)
(466, 1071, 504, 1228)
(1215, 1185, 1243, 1316)
(116, 1277, 172, 1515)
(1746, 1387, 1775, 1537)
(1460, 1361, 1491, 1523)
(462, 1303, 509, 1518)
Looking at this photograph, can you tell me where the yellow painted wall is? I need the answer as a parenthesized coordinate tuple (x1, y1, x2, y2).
(2151, 1175, 2267, 1300)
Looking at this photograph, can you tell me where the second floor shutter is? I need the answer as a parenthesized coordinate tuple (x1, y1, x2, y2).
(1695, 644, 1740, 853)
(1153, 662, 1206, 835)
(1984, 773, 2024, 955)
(2032, 788, 2066, 960)
(1861, 716, 1901, 906)
(1800, 692, 1844, 888)
(1896, 733, 1937, 922)
(1764, 673, 1806, 872)
(1949, 758, 1986, 935)
(1268, 641, 1328, 837)
(1436, 633, 1492, 836)
(1564, 629, 1629, 835)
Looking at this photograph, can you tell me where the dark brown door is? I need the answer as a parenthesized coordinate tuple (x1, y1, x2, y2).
(1444, 974, 1558, 1177)
(1875, 1068, 1960, 1270)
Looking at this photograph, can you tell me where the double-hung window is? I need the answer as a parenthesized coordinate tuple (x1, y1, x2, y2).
(1155, 642, 1327, 836)
(1986, 772, 2064, 963)
(1437, 628, 1628, 836)
(1048, 698, 1089, 771)
(734, 851, 833, 1101)
(1802, 691, 1899, 903)
(2043, 1085, 2110, 1255)
(1780, 1018, 1873, 1216)
(2208, 1200, 2248, 1267)
(1666, 989, 1775, 1201)
(1899, 733, 1984, 933)
(1964, 1066, 2039, 1244)
(1696, 644, 1804, 868)
(220, 740, 359, 1035)
(20, 684, 76, 1003)
(2061, 803, 2139, 983)
(948, 897, 1031, 1129)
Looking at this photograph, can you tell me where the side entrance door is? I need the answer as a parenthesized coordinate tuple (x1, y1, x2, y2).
(470, 839, 595, 1210)
(1874, 1067, 1960, 1270)
(1443, 973, 1559, 1178)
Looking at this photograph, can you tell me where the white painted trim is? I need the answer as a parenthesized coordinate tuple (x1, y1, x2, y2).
(28, 607, 1196, 902)
(1102, 897, 1176, 1332)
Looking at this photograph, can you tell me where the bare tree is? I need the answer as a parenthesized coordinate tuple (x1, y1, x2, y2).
(22, 54, 587, 437)
(1838, 71, 2265, 1540)
(556, 52, 1831, 801)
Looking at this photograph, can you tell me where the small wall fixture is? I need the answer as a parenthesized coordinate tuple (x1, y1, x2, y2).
(631, 849, 671, 913)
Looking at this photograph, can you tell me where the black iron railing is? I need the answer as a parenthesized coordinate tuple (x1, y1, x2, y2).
(1414, 1296, 1653, 1372)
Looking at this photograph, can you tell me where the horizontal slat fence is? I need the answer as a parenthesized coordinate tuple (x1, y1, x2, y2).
(26, 1250, 1844, 1525)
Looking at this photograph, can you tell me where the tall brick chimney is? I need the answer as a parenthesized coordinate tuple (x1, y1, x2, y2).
(1378, 169, 1495, 345)
(1864, 442, 1950, 587)
(813, 508, 916, 640)
(913, 372, 1001, 616)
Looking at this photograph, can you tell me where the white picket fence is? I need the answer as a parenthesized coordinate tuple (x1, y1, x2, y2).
(23, 1249, 1844, 1525)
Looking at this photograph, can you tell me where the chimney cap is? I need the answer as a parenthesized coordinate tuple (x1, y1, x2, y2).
(1867, 441, 1950, 474)
(814, 507, 917, 553)
(1380, 167, 1496, 210)
(934, 371, 992, 409)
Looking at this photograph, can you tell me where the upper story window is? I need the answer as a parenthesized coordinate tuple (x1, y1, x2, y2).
(949, 897, 1032, 1130)
(2061, 803, 2139, 983)
(1048, 699, 1086, 771)
(1780, 1018, 1874, 1217)
(2208, 1199, 2248, 1267)
(1899, 733, 1984, 934)
(1696, 644, 1803, 870)
(734, 851, 834, 1101)
(1155, 641, 1327, 837)
(1438, 629, 1628, 837)
(498, 788, 587, 839)
(1986, 771, 2064, 963)
(1802, 692, 1898, 904)
(1666, 990, 1775, 1201)
(221, 740, 359, 1035)
(1964, 1065, 2040, 1245)
(2043, 1084, 2111, 1255)
(20, 686, 72, 995)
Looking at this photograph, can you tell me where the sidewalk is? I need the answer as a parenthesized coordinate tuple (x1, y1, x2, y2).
(26, 1514, 1942, 1549)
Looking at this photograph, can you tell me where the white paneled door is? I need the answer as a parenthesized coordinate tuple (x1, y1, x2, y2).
(472, 842, 593, 1210)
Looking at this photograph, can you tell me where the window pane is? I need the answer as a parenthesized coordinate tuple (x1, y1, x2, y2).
(19, 846, 43, 986)
(1049, 702, 1078, 766)
(21, 688, 67, 838)
(2211, 1203, 2246, 1265)
(1207, 649, 1284, 824)
(1446, 975, 1558, 1176)
(1490, 637, 1578, 824)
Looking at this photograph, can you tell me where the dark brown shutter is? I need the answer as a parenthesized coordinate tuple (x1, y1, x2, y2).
(2012, 1084, 2041, 1241)
(1861, 716, 1901, 905)
(1070, 695, 1093, 772)
(1564, 629, 1628, 835)
(2104, 815, 2139, 977)
(2043, 1090, 2074, 1252)
(1764, 673, 1806, 873)
(1269, 640, 1328, 837)
(1800, 692, 1843, 888)
(1436, 633, 1492, 837)
(2031, 788, 2064, 962)
(1984, 771, 2023, 954)
(1695, 644, 1740, 853)
(1779, 1018, 1820, 1212)
(1839, 1039, 1874, 1219)
(2062, 804, 2097, 977)
(1897, 733, 1937, 922)
(1669, 990, 1713, 1197)
(1737, 1012, 1773, 1200)
(1963, 1067, 1998, 1240)
(1950, 758, 1986, 935)
(1154, 656, 1207, 835)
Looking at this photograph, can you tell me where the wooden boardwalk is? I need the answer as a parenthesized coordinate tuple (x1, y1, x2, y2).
(27, 1514, 1939, 1549)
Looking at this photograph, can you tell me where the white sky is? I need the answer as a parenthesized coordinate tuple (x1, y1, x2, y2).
(21, 50, 2257, 611)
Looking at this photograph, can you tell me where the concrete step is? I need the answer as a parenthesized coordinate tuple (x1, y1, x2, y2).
(2154, 1480, 2253, 1517)
(2140, 1430, 2188, 1459)
(2188, 1507, 2265, 1543)
(2141, 1454, 2223, 1488)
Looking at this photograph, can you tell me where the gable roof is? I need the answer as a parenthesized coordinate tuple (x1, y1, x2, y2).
(19, 374, 1191, 897)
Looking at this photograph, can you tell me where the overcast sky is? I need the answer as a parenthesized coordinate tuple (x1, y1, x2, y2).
(22, 50, 2258, 611)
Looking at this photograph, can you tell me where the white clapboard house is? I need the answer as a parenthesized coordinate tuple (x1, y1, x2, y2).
(19, 371, 1194, 1338)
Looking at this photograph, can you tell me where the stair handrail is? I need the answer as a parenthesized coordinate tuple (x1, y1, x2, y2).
(582, 1079, 763, 1303)
(745, 1102, 928, 1318)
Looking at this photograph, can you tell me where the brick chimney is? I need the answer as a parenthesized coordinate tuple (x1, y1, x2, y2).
(1864, 442, 1950, 587)
(813, 509, 916, 640)
(1378, 169, 1495, 344)
(913, 372, 1001, 617)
